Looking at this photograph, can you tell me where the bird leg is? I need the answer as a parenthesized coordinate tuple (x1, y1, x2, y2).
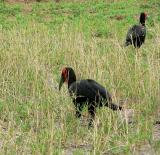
(75, 104, 83, 118)
(88, 103, 96, 127)
(73, 99, 83, 118)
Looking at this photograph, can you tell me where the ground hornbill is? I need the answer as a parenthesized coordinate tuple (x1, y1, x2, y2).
(59, 67, 122, 127)
(125, 12, 147, 48)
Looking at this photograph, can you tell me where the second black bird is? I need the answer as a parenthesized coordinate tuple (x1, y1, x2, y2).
(125, 12, 147, 48)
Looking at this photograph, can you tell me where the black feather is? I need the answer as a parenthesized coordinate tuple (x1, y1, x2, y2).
(125, 13, 147, 48)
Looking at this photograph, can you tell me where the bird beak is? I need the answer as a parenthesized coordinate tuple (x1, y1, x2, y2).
(59, 75, 65, 91)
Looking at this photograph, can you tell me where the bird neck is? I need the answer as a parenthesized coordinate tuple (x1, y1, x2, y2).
(140, 15, 146, 26)
(68, 79, 76, 88)
(67, 68, 76, 89)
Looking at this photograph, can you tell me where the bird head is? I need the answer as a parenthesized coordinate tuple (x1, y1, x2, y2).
(140, 12, 147, 25)
(59, 67, 76, 90)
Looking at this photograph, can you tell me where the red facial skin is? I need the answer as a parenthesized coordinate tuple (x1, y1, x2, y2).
(61, 68, 68, 83)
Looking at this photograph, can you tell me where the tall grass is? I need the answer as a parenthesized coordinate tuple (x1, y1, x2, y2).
(0, 0, 160, 154)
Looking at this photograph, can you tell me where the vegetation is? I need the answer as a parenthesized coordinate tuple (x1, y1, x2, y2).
(0, 0, 160, 154)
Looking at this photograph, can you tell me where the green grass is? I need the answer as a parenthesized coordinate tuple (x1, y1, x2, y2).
(0, 0, 160, 154)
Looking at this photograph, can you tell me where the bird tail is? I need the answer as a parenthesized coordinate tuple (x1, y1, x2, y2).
(108, 102, 122, 111)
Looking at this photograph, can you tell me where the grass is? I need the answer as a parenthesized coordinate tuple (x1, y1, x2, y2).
(0, 0, 160, 154)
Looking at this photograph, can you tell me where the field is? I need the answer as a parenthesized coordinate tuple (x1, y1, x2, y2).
(0, 0, 160, 154)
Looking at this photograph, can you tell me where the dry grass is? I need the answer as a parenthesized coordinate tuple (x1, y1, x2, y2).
(0, 22, 159, 154)
(0, 0, 160, 154)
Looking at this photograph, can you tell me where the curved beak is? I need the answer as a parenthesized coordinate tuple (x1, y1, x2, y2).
(59, 75, 65, 91)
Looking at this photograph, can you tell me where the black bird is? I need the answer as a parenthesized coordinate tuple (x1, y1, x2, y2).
(125, 12, 147, 48)
(59, 67, 122, 127)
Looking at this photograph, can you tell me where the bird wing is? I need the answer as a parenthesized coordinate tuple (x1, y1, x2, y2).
(69, 79, 111, 100)
(126, 25, 146, 41)
(69, 79, 121, 111)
